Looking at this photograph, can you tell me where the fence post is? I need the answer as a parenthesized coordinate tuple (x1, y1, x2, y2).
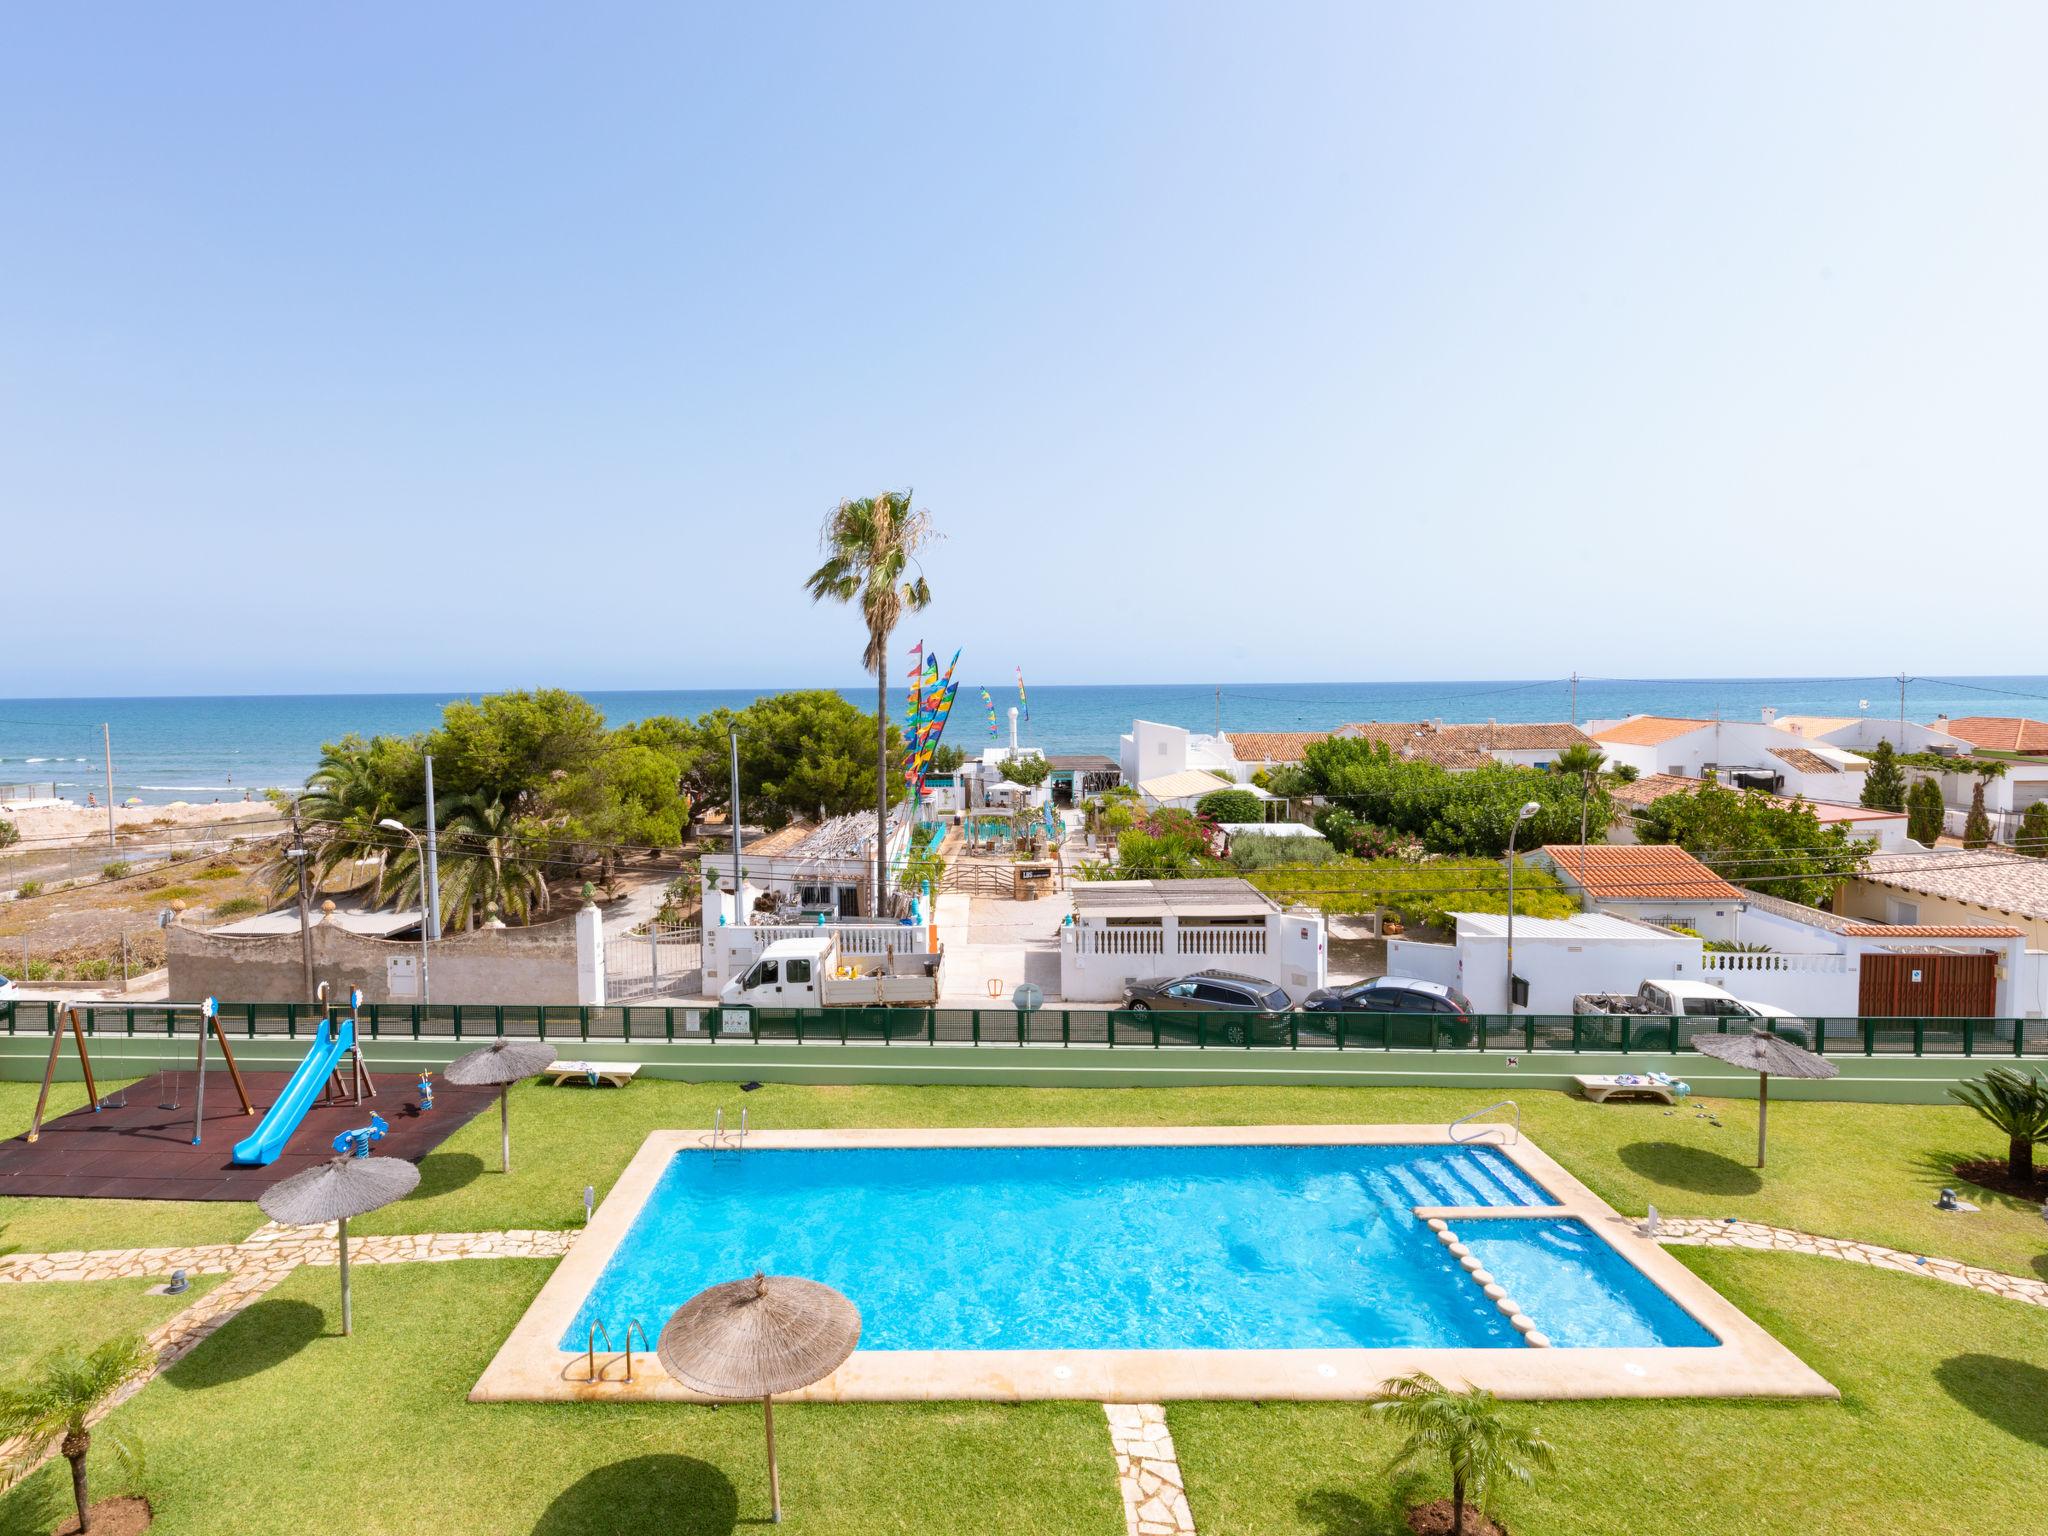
(1061, 1010, 1071, 1047)
(971, 1010, 980, 1047)
(1962, 1018, 1973, 1057)
(2019, 1020, 2029, 1059)
(1912, 1018, 1924, 1057)
(1814, 1017, 1827, 1056)
(1863, 1017, 1875, 1055)
(287, 1002, 298, 1040)
(1289, 1012, 1298, 1049)
(927, 1009, 936, 1045)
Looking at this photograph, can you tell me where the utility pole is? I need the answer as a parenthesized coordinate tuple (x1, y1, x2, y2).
(422, 754, 442, 941)
(728, 725, 744, 923)
(102, 724, 115, 849)
(1897, 672, 1908, 744)
(1569, 672, 1578, 727)
(1214, 684, 1221, 736)
(289, 805, 315, 1000)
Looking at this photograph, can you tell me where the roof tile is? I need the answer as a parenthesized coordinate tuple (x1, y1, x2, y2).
(1537, 843, 1747, 903)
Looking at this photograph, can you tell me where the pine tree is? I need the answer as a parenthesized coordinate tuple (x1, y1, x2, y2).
(1962, 778, 1993, 849)
(2020, 800, 2048, 859)
(1907, 777, 1946, 845)
(1861, 739, 1906, 812)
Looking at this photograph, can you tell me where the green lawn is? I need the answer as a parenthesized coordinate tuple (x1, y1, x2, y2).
(0, 1273, 224, 1376)
(0, 1259, 1123, 1536)
(355, 1079, 2048, 1280)
(1173, 1247, 2048, 1534)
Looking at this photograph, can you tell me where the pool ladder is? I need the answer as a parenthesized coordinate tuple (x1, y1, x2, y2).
(1449, 1098, 1519, 1146)
(707, 1105, 749, 1153)
(585, 1317, 651, 1382)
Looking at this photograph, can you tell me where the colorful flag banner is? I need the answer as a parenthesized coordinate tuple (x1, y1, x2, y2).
(1016, 667, 1029, 722)
(980, 687, 998, 736)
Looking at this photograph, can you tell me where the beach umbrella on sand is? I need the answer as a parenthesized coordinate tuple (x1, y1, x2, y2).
(443, 1039, 557, 1173)
(1687, 1028, 1839, 1169)
(257, 1154, 419, 1335)
(657, 1273, 861, 1524)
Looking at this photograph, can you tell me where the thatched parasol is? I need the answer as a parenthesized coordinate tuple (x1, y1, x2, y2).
(657, 1273, 861, 1524)
(443, 1039, 557, 1173)
(1687, 1028, 1839, 1168)
(257, 1154, 420, 1335)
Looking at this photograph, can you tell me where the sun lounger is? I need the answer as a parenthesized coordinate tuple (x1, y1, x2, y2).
(1573, 1073, 1679, 1105)
(543, 1060, 642, 1089)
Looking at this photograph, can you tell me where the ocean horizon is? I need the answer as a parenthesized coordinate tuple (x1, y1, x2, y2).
(4, 675, 2045, 806)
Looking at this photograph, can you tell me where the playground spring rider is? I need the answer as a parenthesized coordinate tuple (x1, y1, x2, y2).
(417, 1071, 435, 1111)
(332, 1112, 389, 1158)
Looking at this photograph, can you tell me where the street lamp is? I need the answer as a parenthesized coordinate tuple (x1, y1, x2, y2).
(1504, 801, 1540, 1016)
(728, 725, 744, 925)
(378, 819, 431, 1005)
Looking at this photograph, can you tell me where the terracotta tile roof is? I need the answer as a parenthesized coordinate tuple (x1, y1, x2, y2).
(1766, 746, 1840, 774)
(1850, 849, 2048, 921)
(1592, 715, 1713, 747)
(1610, 772, 1703, 808)
(1537, 843, 1745, 903)
(1939, 716, 2048, 753)
(1224, 731, 1331, 763)
(1836, 922, 2026, 939)
(1421, 722, 1594, 752)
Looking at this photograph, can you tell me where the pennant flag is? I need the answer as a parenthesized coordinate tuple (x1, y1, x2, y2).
(1016, 667, 1029, 722)
(980, 687, 998, 736)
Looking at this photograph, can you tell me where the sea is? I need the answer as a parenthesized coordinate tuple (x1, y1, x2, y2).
(3, 676, 2045, 806)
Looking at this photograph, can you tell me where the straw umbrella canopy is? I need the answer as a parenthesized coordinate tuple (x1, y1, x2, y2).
(257, 1154, 419, 1335)
(1688, 1028, 1838, 1168)
(657, 1273, 861, 1524)
(443, 1039, 557, 1173)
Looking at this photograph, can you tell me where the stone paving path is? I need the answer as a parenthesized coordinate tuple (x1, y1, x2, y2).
(1105, 1403, 1197, 1536)
(1655, 1217, 2048, 1309)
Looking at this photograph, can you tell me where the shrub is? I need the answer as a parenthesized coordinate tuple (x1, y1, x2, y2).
(100, 861, 132, 881)
(1962, 780, 1992, 849)
(210, 896, 264, 918)
(1227, 833, 1346, 872)
(0, 818, 17, 849)
(1246, 854, 1579, 927)
(998, 755, 1050, 787)
(196, 864, 241, 881)
(1195, 788, 1263, 824)
(14, 879, 42, 900)
(1860, 738, 1907, 811)
(1906, 777, 1946, 845)
(2020, 800, 2048, 859)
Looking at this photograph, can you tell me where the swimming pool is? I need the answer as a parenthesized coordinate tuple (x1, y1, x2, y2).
(561, 1142, 1709, 1353)
(476, 1125, 1835, 1404)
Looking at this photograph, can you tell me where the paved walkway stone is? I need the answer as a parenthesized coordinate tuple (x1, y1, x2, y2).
(1105, 1403, 1197, 1536)
(1654, 1217, 2048, 1309)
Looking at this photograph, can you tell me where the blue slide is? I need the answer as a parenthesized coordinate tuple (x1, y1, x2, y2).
(231, 1011, 355, 1166)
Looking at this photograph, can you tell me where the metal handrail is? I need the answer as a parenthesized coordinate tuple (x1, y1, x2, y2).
(623, 1318, 650, 1381)
(1449, 1098, 1519, 1146)
(585, 1319, 613, 1381)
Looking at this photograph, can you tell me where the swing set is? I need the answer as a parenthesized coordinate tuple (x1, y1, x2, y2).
(26, 994, 256, 1145)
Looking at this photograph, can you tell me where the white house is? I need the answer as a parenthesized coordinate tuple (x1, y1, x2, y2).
(1119, 720, 1251, 788)
(1060, 877, 1326, 1002)
(1530, 844, 1749, 941)
(1388, 911, 1704, 1015)
(1606, 774, 1916, 852)
(700, 808, 914, 927)
(1590, 716, 1868, 803)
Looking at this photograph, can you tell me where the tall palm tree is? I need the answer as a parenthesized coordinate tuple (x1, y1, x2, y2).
(805, 492, 935, 910)
(1950, 1067, 2048, 1181)
(1550, 742, 1608, 846)
(266, 739, 409, 904)
(0, 1335, 155, 1533)
(384, 795, 549, 932)
(1374, 1371, 1554, 1536)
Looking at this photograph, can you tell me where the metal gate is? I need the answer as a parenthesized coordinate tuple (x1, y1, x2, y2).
(606, 922, 703, 1000)
(1857, 950, 1997, 1017)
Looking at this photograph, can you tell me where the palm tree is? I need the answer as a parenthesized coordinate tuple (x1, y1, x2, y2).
(266, 739, 410, 904)
(0, 1335, 154, 1533)
(1950, 1067, 2048, 1181)
(805, 492, 936, 910)
(1374, 1371, 1554, 1536)
(1551, 743, 1608, 845)
(384, 795, 549, 933)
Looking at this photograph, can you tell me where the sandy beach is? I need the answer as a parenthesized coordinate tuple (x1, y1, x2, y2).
(0, 796, 282, 849)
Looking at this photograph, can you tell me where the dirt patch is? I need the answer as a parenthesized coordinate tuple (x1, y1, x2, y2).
(55, 1495, 152, 1535)
(1953, 1160, 2048, 1202)
(1404, 1498, 1508, 1536)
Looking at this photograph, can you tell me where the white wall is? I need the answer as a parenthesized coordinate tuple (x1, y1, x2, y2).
(1386, 938, 1461, 988)
(1060, 909, 1327, 1002)
(1452, 925, 1704, 1015)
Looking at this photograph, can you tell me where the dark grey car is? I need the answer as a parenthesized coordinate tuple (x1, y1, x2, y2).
(1121, 970, 1294, 1044)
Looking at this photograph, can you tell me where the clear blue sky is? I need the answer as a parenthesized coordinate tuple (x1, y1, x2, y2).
(4, 3, 2042, 696)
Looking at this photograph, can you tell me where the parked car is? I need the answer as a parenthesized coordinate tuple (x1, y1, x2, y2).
(1573, 980, 1810, 1050)
(1300, 976, 1478, 1047)
(1121, 970, 1294, 1045)
(0, 972, 14, 997)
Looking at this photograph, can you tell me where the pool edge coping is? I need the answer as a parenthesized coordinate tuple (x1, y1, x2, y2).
(469, 1124, 1837, 1405)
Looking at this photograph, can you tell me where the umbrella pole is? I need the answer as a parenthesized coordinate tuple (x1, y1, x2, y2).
(763, 1395, 782, 1523)
(501, 1084, 511, 1174)
(339, 1215, 352, 1336)
(1756, 1071, 1769, 1169)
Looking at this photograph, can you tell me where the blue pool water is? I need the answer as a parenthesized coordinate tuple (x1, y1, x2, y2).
(1461, 1220, 1717, 1349)
(565, 1144, 1713, 1353)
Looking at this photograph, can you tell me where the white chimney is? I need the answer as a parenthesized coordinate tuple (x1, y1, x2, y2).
(1760, 706, 1777, 724)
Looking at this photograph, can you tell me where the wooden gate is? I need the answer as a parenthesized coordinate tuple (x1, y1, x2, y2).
(1857, 951, 1997, 1017)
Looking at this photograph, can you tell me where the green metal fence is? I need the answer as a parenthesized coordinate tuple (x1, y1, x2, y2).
(0, 998, 2043, 1057)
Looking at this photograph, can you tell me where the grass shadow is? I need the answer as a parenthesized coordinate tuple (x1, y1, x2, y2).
(163, 1297, 324, 1389)
(1934, 1354, 2048, 1449)
(411, 1150, 485, 1200)
(1617, 1141, 1762, 1197)
(1298, 1472, 1418, 1536)
(531, 1454, 740, 1536)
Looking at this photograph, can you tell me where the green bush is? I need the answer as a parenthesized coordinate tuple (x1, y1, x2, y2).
(0, 818, 18, 849)
(2019, 800, 2048, 859)
(1195, 788, 1263, 824)
(210, 895, 264, 918)
(100, 860, 132, 881)
(1906, 777, 1946, 845)
(998, 755, 1050, 788)
(1300, 739, 1612, 855)
(1247, 855, 1579, 927)
(15, 879, 43, 900)
(1227, 833, 1345, 872)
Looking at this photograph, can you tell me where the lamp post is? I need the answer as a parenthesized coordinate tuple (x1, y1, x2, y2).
(378, 819, 431, 1004)
(1504, 800, 1540, 1015)
(728, 725, 744, 925)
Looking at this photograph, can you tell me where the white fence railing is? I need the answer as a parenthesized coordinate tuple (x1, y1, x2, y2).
(1177, 927, 1268, 957)
(1702, 951, 1854, 975)
(1085, 927, 1165, 957)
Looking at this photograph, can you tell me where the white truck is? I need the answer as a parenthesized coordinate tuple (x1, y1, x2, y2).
(718, 934, 945, 1009)
(1573, 979, 1809, 1047)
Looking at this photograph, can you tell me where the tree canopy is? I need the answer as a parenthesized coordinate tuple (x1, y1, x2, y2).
(1631, 781, 1872, 906)
(1299, 738, 1611, 855)
(1195, 787, 1264, 823)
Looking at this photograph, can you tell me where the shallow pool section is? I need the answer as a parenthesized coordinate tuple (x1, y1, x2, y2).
(1461, 1219, 1718, 1349)
(564, 1143, 1561, 1353)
